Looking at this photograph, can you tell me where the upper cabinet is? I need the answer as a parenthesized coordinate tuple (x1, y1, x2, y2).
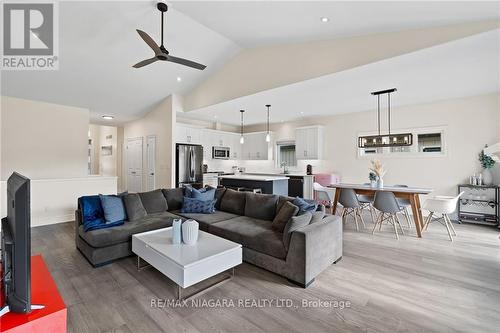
(295, 126, 324, 160)
(242, 132, 273, 160)
(176, 124, 201, 144)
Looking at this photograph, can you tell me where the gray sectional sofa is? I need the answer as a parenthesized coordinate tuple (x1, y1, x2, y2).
(75, 188, 343, 287)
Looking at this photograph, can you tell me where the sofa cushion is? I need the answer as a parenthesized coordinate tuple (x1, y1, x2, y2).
(209, 216, 287, 259)
(172, 210, 239, 230)
(219, 189, 246, 215)
(123, 193, 147, 221)
(79, 213, 177, 248)
(139, 189, 168, 214)
(283, 212, 313, 250)
(99, 194, 127, 224)
(277, 195, 295, 212)
(244, 192, 279, 221)
(310, 210, 326, 224)
(272, 201, 299, 232)
(185, 186, 216, 201)
(162, 188, 184, 211)
(214, 187, 226, 210)
(181, 197, 217, 214)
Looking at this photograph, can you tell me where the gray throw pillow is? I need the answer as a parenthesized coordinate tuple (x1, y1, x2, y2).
(139, 189, 168, 214)
(309, 210, 326, 224)
(123, 193, 147, 221)
(245, 192, 279, 221)
(219, 189, 246, 215)
(162, 188, 184, 211)
(272, 201, 299, 232)
(283, 212, 313, 250)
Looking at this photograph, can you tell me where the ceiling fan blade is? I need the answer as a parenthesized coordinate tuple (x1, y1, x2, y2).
(166, 55, 206, 70)
(133, 57, 159, 68)
(136, 29, 162, 55)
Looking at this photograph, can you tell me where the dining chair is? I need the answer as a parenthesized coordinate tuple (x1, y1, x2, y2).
(313, 182, 335, 213)
(372, 191, 405, 240)
(358, 183, 376, 223)
(393, 184, 413, 228)
(339, 188, 365, 231)
(422, 192, 464, 241)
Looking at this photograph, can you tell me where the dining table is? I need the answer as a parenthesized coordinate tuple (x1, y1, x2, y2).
(328, 183, 433, 238)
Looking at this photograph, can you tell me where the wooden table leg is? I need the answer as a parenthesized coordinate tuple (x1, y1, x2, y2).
(410, 194, 423, 238)
(332, 188, 341, 215)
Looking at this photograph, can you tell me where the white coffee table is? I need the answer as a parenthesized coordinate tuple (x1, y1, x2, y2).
(132, 227, 242, 300)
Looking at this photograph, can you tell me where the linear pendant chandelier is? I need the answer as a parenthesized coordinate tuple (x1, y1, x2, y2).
(358, 88, 413, 148)
(239, 109, 245, 144)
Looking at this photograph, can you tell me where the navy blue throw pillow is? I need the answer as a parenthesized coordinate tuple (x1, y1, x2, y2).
(181, 197, 217, 214)
(99, 194, 127, 224)
(293, 197, 318, 214)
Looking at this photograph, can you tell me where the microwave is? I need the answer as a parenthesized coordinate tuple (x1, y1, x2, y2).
(212, 146, 230, 159)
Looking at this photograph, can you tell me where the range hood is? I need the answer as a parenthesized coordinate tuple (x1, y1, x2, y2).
(484, 142, 500, 161)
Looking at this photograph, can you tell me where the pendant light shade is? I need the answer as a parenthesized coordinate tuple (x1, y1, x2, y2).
(358, 88, 412, 148)
(265, 104, 271, 142)
(240, 110, 245, 144)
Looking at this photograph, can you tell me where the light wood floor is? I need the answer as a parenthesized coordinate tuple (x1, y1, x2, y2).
(31, 218, 500, 333)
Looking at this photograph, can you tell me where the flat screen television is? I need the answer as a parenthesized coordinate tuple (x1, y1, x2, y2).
(1, 172, 31, 315)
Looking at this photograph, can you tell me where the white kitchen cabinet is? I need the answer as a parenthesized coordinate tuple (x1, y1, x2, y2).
(295, 126, 323, 160)
(176, 124, 201, 144)
(242, 132, 272, 160)
(229, 133, 241, 160)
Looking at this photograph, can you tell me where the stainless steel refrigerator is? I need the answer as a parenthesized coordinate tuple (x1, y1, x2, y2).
(176, 143, 203, 188)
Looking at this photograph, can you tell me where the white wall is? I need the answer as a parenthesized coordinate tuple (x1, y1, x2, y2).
(1, 96, 89, 180)
(243, 93, 500, 197)
(123, 95, 178, 190)
(0, 177, 117, 226)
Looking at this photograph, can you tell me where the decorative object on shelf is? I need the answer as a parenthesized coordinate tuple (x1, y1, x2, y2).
(306, 164, 313, 175)
(172, 219, 182, 244)
(239, 110, 245, 144)
(265, 104, 271, 142)
(182, 219, 199, 245)
(479, 145, 496, 185)
(369, 172, 377, 187)
(358, 88, 413, 148)
(101, 145, 113, 156)
(369, 160, 386, 188)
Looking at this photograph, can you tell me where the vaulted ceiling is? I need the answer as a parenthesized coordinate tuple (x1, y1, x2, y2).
(1, 1, 499, 126)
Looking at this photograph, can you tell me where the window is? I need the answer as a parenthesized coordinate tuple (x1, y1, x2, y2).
(417, 133, 442, 153)
(277, 141, 297, 167)
(357, 126, 446, 158)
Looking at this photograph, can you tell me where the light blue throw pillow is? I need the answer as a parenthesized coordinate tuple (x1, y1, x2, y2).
(185, 186, 216, 201)
(181, 197, 217, 214)
(292, 197, 318, 215)
(99, 194, 127, 224)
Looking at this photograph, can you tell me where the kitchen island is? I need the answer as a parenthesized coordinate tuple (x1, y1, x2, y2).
(218, 174, 289, 195)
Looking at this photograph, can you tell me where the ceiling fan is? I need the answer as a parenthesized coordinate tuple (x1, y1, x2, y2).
(133, 2, 206, 70)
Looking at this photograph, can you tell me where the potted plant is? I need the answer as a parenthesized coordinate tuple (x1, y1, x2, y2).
(369, 172, 377, 188)
(370, 160, 387, 188)
(479, 145, 496, 185)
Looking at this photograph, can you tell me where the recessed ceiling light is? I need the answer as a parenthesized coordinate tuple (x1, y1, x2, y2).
(102, 115, 114, 120)
(214, 115, 218, 119)
(320, 17, 329, 23)
(300, 111, 304, 115)
(177, 77, 182, 82)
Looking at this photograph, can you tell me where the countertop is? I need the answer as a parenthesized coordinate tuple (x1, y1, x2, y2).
(218, 174, 289, 181)
(245, 172, 314, 177)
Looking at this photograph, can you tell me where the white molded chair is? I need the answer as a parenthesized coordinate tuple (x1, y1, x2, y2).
(422, 192, 464, 241)
(313, 182, 335, 213)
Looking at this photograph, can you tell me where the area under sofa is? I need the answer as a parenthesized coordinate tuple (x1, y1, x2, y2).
(75, 187, 342, 287)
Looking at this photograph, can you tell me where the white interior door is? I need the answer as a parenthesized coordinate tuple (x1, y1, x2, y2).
(127, 137, 143, 193)
(146, 135, 156, 191)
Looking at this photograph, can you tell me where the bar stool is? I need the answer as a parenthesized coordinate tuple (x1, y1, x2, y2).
(422, 192, 463, 241)
(394, 184, 413, 228)
(372, 191, 405, 240)
(339, 188, 365, 231)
